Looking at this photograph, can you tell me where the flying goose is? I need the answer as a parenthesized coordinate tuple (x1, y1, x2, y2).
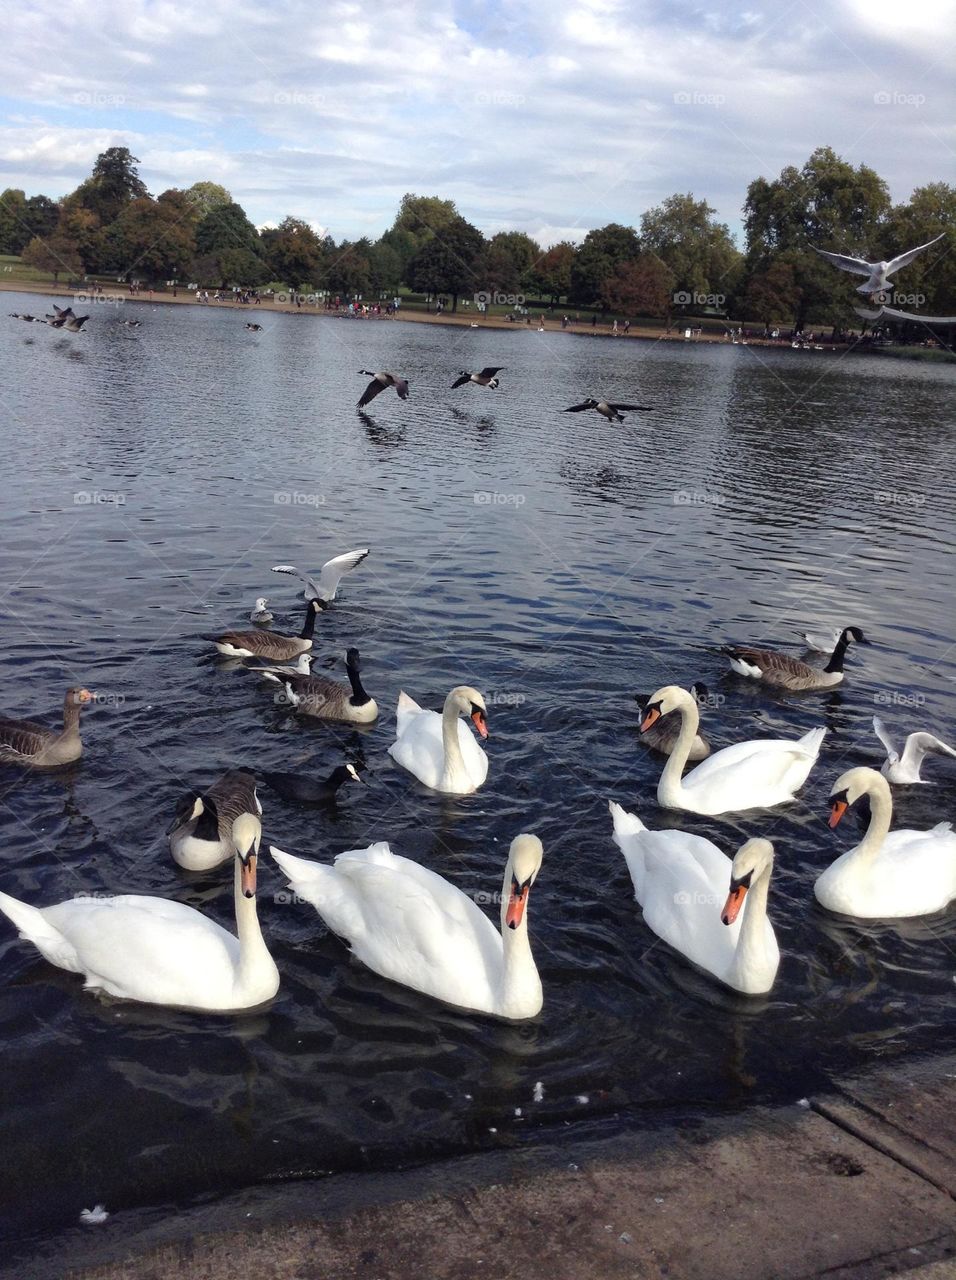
(873, 716, 956, 784)
(0, 687, 94, 767)
(271, 548, 369, 604)
(0, 813, 279, 1012)
(564, 398, 652, 423)
(451, 366, 503, 389)
(634, 681, 711, 759)
(719, 626, 869, 691)
(263, 647, 377, 724)
(9, 313, 37, 322)
(259, 761, 363, 805)
(250, 597, 273, 624)
(167, 768, 262, 871)
(812, 233, 945, 296)
(44, 303, 73, 328)
(357, 371, 409, 407)
(202, 599, 321, 660)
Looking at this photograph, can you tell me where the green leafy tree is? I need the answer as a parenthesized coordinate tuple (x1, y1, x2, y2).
(367, 239, 403, 293)
(0, 189, 29, 254)
(570, 223, 641, 307)
(641, 194, 741, 305)
(601, 254, 675, 319)
(381, 193, 460, 279)
(103, 197, 196, 280)
(527, 242, 574, 304)
(193, 201, 265, 284)
(484, 231, 541, 295)
(741, 259, 801, 325)
(264, 217, 324, 286)
(325, 239, 373, 297)
(22, 233, 83, 281)
(882, 183, 956, 315)
(407, 215, 486, 311)
(185, 181, 232, 218)
(23, 194, 59, 242)
(72, 147, 149, 225)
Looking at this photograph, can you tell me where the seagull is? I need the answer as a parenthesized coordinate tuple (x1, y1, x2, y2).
(357, 371, 409, 407)
(801, 627, 842, 653)
(245, 322, 263, 332)
(873, 716, 956, 785)
(271, 548, 370, 605)
(564, 398, 652, 423)
(451, 366, 503, 389)
(812, 233, 945, 296)
(250, 597, 273, 623)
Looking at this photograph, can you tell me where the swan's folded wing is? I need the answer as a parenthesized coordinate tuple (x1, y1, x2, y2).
(872, 716, 898, 763)
(685, 732, 823, 799)
(394, 691, 424, 735)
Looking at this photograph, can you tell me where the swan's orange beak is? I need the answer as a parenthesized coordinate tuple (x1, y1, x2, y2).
(471, 709, 489, 739)
(240, 853, 257, 898)
(721, 884, 747, 926)
(828, 799, 848, 829)
(506, 879, 529, 929)
(640, 706, 661, 732)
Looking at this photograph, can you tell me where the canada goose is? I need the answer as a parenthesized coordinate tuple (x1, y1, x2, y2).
(720, 626, 869, 691)
(357, 371, 409, 407)
(259, 761, 362, 805)
(167, 768, 262, 871)
(564, 398, 652, 423)
(0, 813, 279, 1012)
(271, 548, 369, 604)
(812, 233, 944, 296)
(202, 599, 321, 660)
(873, 716, 956, 784)
(250, 597, 273, 623)
(122, 319, 142, 328)
(44, 303, 73, 328)
(263, 647, 377, 724)
(63, 313, 90, 333)
(451, 366, 503, 389)
(0, 687, 93, 767)
(245, 322, 263, 331)
(9, 313, 37, 322)
(634, 681, 711, 759)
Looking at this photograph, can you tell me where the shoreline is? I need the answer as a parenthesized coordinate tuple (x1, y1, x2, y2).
(7, 1047, 956, 1280)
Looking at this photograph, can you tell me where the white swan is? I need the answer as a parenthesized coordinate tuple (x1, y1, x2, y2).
(388, 686, 489, 794)
(0, 815, 279, 1012)
(609, 802, 778, 994)
(640, 685, 825, 815)
(270, 833, 544, 1019)
(873, 716, 956, 784)
(817, 767, 956, 918)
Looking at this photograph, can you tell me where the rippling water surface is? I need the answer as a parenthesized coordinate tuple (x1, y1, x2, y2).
(1, 294, 955, 1243)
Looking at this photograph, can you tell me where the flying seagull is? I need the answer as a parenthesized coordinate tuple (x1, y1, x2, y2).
(873, 716, 956, 785)
(271, 548, 370, 605)
(451, 366, 503, 389)
(564, 398, 652, 423)
(812, 233, 944, 296)
(357, 371, 409, 407)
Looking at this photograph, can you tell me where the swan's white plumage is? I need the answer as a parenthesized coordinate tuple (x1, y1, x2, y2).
(388, 688, 489, 794)
(609, 802, 778, 994)
(271, 835, 543, 1018)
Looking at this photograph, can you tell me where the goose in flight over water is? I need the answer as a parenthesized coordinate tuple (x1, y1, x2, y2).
(873, 716, 956, 784)
(812, 233, 944, 296)
(358, 371, 409, 407)
(271, 548, 370, 604)
(452, 367, 503, 389)
(564, 398, 652, 423)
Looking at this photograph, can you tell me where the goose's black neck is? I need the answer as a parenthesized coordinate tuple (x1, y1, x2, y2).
(346, 660, 371, 706)
(194, 802, 220, 841)
(825, 628, 853, 674)
(299, 605, 318, 640)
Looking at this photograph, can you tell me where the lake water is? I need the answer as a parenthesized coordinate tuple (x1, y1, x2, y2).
(1, 292, 955, 1247)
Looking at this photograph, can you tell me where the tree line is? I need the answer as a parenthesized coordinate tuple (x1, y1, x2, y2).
(1, 146, 952, 328)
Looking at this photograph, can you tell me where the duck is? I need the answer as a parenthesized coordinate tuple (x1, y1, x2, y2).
(563, 398, 652, 423)
(719, 626, 869, 690)
(0, 687, 94, 767)
(271, 548, 370, 604)
(818, 766, 956, 917)
(357, 371, 409, 407)
(873, 716, 956, 784)
(262, 647, 377, 724)
(609, 802, 779, 995)
(269, 833, 544, 1019)
(451, 366, 503, 389)
(634, 681, 711, 759)
(387, 686, 489, 794)
(640, 685, 825, 815)
(258, 761, 362, 806)
(245, 322, 263, 332)
(812, 233, 944, 296)
(0, 814, 279, 1012)
(167, 768, 261, 871)
(202, 599, 321, 660)
(250, 597, 273, 624)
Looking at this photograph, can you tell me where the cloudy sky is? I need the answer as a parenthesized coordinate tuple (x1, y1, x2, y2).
(1, 0, 953, 245)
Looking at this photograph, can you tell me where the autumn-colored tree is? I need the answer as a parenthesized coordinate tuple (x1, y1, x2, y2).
(600, 254, 675, 319)
(22, 233, 84, 281)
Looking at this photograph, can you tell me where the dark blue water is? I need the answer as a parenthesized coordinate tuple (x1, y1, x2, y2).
(1, 293, 955, 1245)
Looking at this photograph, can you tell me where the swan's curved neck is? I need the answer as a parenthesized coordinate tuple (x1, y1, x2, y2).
(854, 781, 893, 862)
(658, 697, 699, 805)
(233, 857, 272, 992)
(732, 865, 772, 979)
(439, 698, 467, 787)
(497, 859, 540, 1016)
